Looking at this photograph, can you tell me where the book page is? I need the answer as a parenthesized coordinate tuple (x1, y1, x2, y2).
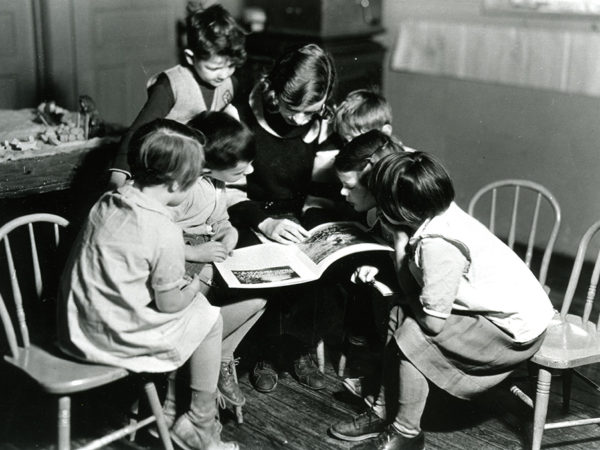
(214, 243, 319, 288)
(295, 222, 392, 274)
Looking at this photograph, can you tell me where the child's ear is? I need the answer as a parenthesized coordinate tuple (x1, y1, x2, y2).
(184, 49, 195, 66)
(381, 124, 393, 136)
(168, 180, 181, 193)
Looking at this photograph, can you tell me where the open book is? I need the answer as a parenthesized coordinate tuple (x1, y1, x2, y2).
(214, 221, 392, 289)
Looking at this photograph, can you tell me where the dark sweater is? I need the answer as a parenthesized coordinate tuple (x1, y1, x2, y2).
(229, 98, 318, 229)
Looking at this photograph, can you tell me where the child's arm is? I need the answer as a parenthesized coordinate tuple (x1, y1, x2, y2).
(212, 222, 238, 254)
(109, 75, 174, 188)
(154, 274, 201, 313)
(404, 238, 467, 335)
(185, 241, 229, 263)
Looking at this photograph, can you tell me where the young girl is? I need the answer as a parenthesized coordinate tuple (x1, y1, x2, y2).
(330, 151, 554, 450)
(58, 119, 238, 450)
(228, 43, 336, 393)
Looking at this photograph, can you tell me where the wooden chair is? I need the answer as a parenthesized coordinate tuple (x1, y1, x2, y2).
(510, 219, 600, 450)
(0, 214, 173, 450)
(468, 179, 562, 290)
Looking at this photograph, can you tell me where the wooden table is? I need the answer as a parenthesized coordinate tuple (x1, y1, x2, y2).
(0, 136, 119, 199)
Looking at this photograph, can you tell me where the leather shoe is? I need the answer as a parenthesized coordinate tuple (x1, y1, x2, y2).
(354, 426, 425, 450)
(294, 353, 326, 390)
(329, 410, 387, 441)
(218, 359, 245, 406)
(250, 360, 278, 393)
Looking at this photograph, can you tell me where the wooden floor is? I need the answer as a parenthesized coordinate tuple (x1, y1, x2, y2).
(4, 337, 600, 450)
(2, 219, 600, 449)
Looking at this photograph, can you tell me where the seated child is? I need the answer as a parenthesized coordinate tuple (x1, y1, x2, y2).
(330, 151, 554, 450)
(171, 110, 266, 407)
(58, 119, 238, 450)
(109, 4, 246, 189)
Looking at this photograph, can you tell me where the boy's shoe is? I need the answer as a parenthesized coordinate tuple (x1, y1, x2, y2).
(293, 353, 326, 390)
(250, 360, 278, 393)
(353, 426, 425, 450)
(218, 360, 245, 406)
(329, 410, 387, 441)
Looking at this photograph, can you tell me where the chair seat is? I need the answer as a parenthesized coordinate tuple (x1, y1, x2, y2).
(5, 344, 129, 395)
(532, 314, 600, 369)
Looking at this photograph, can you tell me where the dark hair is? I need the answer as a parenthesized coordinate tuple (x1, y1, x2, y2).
(186, 4, 246, 67)
(334, 130, 404, 184)
(187, 111, 255, 170)
(368, 151, 455, 227)
(262, 43, 336, 112)
(128, 119, 204, 190)
(333, 89, 392, 138)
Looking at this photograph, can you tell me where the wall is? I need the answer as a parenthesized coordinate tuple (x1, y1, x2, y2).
(380, 0, 600, 257)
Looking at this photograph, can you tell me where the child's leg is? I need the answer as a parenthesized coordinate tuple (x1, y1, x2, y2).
(188, 315, 222, 392)
(391, 351, 429, 438)
(220, 297, 267, 360)
(172, 315, 238, 450)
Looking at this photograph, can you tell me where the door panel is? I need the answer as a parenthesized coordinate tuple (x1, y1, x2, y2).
(0, 0, 38, 108)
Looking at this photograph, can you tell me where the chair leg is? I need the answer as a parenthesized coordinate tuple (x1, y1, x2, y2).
(144, 382, 174, 450)
(532, 367, 552, 450)
(57, 395, 71, 450)
(562, 369, 572, 412)
(128, 398, 140, 441)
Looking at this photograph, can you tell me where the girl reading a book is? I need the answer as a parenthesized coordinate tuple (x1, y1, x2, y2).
(58, 119, 238, 450)
(228, 43, 336, 394)
(330, 151, 554, 450)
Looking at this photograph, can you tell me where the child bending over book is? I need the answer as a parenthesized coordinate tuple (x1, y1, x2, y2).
(333, 130, 406, 397)
(171, 110, 266, 408)
(330, 151, 554, 450)
(58, 119, 238, 450)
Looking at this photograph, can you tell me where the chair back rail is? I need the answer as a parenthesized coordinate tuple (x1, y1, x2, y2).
(0, 214, 69, 352)
(468, 179, 561, 287)
(556, 219, 600, 324)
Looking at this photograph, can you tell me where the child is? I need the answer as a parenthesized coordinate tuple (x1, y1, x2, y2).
(333, 88, 393, 143)
(330, 151, 554, 450)
(333, 130, 406, 397)
(108, 4, 246, 189)
(171, 110, 266, 407)
(304, 88, 397, 226)
(58, 119, 238, 450)
(228, 43, 336, 393)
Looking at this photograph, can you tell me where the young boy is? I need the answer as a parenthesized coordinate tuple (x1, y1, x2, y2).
(170, 111, 265, 408)
(108, 4, 246, 189)
(304, 88, 396, 226)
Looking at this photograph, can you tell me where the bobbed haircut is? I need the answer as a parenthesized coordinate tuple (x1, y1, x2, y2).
(128, 119, 205, 190)
(262, 43, 336, 111)
(187, 111, 256, 170)
(333, 89, 392, 138)
(186, 4, 246, 67)
(334, 130, 404, 185)
(368, 151, 455, 228)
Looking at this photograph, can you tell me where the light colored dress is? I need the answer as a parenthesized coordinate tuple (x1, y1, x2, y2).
(58, 185, 220, 373)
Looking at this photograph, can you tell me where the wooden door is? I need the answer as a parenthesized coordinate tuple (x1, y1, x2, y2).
(44, 0, 186, 127)
(0, 0, 38, 108)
